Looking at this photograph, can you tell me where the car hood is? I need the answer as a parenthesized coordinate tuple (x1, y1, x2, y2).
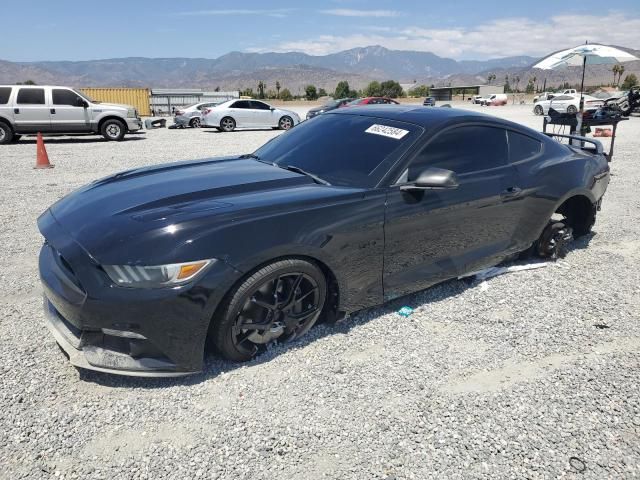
(93, 102, 132, 111)
(40, 157, 330, 264)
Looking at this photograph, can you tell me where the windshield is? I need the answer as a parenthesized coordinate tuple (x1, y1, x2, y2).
(346, 99, 363, 106)
(323, 99, 340, 108)
(253, 114, 422, 188)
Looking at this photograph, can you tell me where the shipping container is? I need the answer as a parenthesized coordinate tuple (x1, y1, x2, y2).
(80, 88, 151, 116)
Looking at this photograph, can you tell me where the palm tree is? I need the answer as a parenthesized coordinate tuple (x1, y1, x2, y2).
(257, 81, 266, 99)
(618, 65, 625, 85)
(531, 75, 537, 92)
(275, 81, 281, 99)
(612, 65, 620, 86)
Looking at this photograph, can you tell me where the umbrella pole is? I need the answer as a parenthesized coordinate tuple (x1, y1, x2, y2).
(574, 56, 587, 144)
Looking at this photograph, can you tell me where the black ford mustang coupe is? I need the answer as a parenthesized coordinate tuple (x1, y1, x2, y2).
(38, 106, 610, 377)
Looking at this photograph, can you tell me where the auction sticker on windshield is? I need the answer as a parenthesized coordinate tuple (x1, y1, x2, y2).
(365, 124, 409, 140)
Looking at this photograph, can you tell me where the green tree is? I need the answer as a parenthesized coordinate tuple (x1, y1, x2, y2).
(407, 84, 429, 97)
(379, 80, 404, 98)
(504, 75, 511, 93)
(16, 79, 37, 85)
(611, 65, 619, 86)
(621, 73, 639, 89)
(363, 81, 382, 97)
(305, 84, 318, 101)
(318, 88, 328, 97)
(487, 73, 496, 85)
(214, 86, 220, 92)
(334, 80, 351, 98)
(279, 88, 293, 101)
(618, 65, 625, 85)
(275, 81, 281, 98)
(525, 78, 535, 94)
(240, 88, 254, 98)
(257, 81, 266, 99)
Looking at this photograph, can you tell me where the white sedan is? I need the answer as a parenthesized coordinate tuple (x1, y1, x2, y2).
(201, 99, 301, 132)
(533, 94, 603, 115)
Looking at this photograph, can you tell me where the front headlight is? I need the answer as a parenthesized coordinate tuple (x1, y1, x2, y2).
(103, 260, 214, 288)
(127, 108, 137, 118)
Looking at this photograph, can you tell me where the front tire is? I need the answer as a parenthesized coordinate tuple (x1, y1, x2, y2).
(0, 121, 13, 145)
(190, 117, 201, 128)
(220, 117, 236, 132)
(278, 116, 294, 130)
(534, 105, 544, 115)
(210, 258, 327, 362)
(101, 119, 126, 141)
(567, 105, 578, 115)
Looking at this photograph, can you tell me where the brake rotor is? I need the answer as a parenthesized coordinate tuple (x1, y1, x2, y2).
(537, 221, 574, 259)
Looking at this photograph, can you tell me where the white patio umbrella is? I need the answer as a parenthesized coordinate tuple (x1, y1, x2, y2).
(533, 43, 638, 135)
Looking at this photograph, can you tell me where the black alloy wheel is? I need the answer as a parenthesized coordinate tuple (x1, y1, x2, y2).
(211, 259, 327, 361)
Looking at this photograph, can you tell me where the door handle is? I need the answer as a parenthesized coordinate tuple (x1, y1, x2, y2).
(14, 108, 19, 114)
(501, 187, 522, 199)
(50, 108, 56, 114)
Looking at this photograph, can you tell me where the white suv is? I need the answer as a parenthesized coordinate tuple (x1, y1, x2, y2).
(0, 85, 142, 144)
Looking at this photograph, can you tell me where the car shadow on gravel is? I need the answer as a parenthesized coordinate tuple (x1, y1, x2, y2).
(77, 277, 478, 390)
(78, 234, 596, 389)
(17, 136, 146, 144)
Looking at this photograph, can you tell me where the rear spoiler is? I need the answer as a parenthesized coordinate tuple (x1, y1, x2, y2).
(544, 133, 604, 155)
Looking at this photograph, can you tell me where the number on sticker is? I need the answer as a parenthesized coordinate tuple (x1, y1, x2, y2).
(365, 124, 409, 140)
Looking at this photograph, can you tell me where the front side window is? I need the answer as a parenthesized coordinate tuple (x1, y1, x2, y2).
(254, 114, 422, 188)
(52, 89, 83, 106)
(250, 101, 270, 110)
(231, 101, 250, 109)
(0, 87, 11, 104)
(408, 125, 508, 180)
(16, 88, 45, 105)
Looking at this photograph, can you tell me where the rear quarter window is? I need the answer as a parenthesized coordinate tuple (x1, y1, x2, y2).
(17, 88, 45, 105)
(508, 131, 542, 162)
(0, 87, 12, 104)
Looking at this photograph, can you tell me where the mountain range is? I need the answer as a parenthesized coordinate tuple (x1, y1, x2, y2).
(1, 45, 638, 92)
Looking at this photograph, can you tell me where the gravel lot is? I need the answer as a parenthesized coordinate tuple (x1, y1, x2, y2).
(1, 104, 639, 479)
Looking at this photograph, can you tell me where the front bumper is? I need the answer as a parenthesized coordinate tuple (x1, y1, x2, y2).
(126, 117, 143, 132)
(38, 211, 242, 377)
(44, 297, 193, 377)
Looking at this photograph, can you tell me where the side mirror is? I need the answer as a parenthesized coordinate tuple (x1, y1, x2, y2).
(76, 98, 89, 108)
(400, 167, 459, 191)
(270, 107, 275, 111)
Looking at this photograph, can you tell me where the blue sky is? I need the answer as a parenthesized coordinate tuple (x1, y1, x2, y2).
(7, 0, 640, 62)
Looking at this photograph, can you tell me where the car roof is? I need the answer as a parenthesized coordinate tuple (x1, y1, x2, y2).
(327, 105, 515, 129)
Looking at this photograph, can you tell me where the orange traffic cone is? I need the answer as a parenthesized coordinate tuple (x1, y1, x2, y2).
(34, 132, 54, 169)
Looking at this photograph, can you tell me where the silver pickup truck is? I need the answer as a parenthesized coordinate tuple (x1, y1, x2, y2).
(0, 85, 142, 144)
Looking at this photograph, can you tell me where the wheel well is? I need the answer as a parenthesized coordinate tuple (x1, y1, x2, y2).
(98, 116, 126, 132)
(205, 255, 341, 350)
(0, 117, 13, 130)
(555, 194, 596, 237)
(556, 195, 593, 219)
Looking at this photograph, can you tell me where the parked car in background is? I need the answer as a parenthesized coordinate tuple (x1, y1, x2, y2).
(345, 97, 400, 107)
(533, 92, 556, 103)
(480, 94, 508, 106)
(306, 98, 354, 119)
(471, 95, 484, 104)
(0, 85, 142, 144)
(38, 105, 610, 376)
(174, 101, 220, 128)
(201, 99, 300, 132)
(423, 97, 436, 106)
(533, 94, 603, 115)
